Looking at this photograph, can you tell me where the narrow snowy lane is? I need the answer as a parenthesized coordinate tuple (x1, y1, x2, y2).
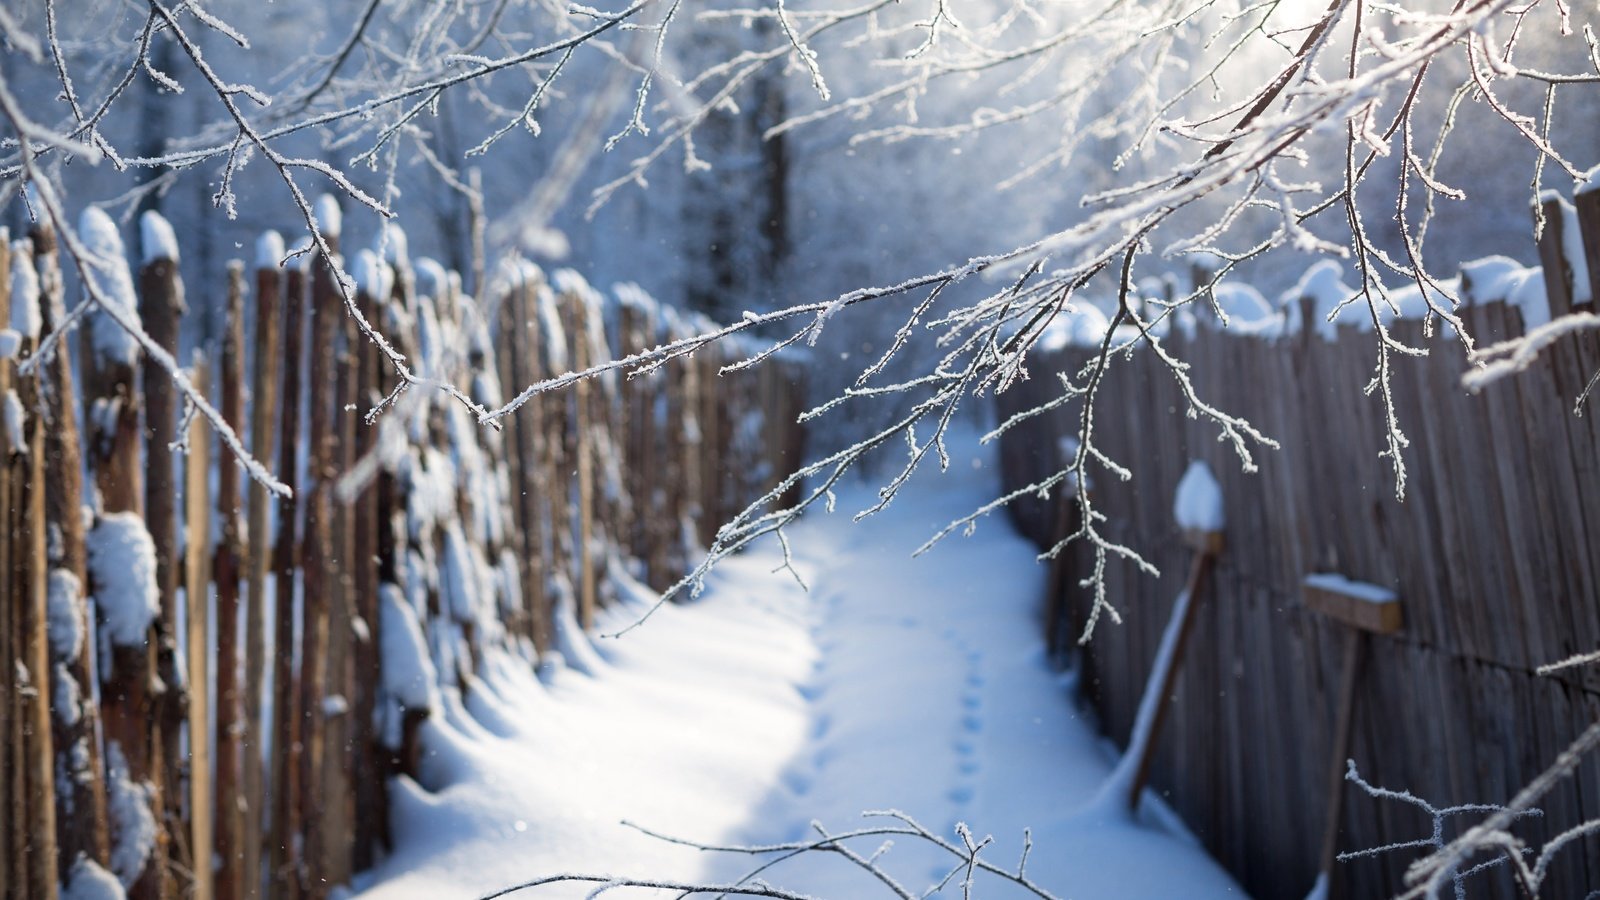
(354, 431, 1244, 899)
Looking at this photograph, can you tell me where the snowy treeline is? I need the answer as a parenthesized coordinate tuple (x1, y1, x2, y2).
(0, 207, 804, 900)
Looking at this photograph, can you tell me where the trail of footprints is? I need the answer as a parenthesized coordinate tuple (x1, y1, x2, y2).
(946, 629, 985, 808)
(782, 602, 991, 885)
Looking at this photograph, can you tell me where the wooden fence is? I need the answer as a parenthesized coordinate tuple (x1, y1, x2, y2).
(0, 207, 805, 900)
(998, 191, 1600, 898)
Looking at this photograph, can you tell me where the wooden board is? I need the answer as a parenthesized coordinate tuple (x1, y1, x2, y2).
(1302, 578, 1402, 634)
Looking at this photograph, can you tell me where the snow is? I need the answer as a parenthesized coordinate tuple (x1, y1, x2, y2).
(353, 428, 1242, 900)
(1581, 163, 1600, 195)
(9, 239, 40, 340)
(1458, 256, 1524, 304)
(47, 568, 85, 661)
(106, 741, 158, 889)
(378, 224, 409, 268)
(414, 257, 450, 305)
(314, 194, 343, 241)
(3, 389, 23, 455)
(1174, 460, 1224, 532)
(138, 210, 180, 264)
(256, 230, 285, 269)
(54, 664, 82, 727)
(379, 583, 441, 715)
(1539, 190, 1592, 305)
(1304, 573, 1397, 604)
(1208, 281, 1280, 334)
(1037, 302, 1110, 351)
(87, 513, 161, 647)
(0, 330, 18, 359)
(62, 856, 125, 900)
(1279, 260, 1356, 340)
(1094, 588, 1192, 813)
(77, 207, 142, 367)
(1507, 268, 1552, 330)
(536, 282, 569, 372)
(355, 249, 391, 301)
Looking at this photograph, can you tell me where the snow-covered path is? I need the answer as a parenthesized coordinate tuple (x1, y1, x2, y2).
(352, 433, 1244, 899)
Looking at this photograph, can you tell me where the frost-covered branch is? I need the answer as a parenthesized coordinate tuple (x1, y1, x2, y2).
(481, 810, 1058, 899)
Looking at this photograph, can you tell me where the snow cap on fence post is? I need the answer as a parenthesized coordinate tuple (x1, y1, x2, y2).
(1174, 460, 1224, 554)
(139, 209, 180, 265)
(256, 229, 286, 270)
(313, 193, 343, 245)
(77, 206, 142, 367)
(355, 249, 391, 302)
(9, 238, 40, 343)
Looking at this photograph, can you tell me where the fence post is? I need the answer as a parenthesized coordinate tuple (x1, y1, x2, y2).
(496, 270, 548, 652)
(1535, 195, 1576, 320)
(348, 262, 388, 873)
(299, 237, 343, 898)
(565, 287, 598, 630)
(3, 229, 19, 900)
(138, 214, 190, 898)
(32, 225, 113, 884)
(183, 357, 214, 900)
(270, 253, 308, 900)
(81, 210, 169, 900)
(214, 264, 248, 900)
(242, 234, 284, 900)
(1573, 184, 1600, 312)
(5, 230, 62, 900)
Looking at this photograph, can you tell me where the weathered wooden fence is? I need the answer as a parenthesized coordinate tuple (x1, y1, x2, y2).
(0, 204, 804, 900)
(999, 190, 1600, 898)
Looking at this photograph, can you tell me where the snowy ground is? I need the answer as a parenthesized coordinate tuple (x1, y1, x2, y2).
(351, 432, 1245, 899)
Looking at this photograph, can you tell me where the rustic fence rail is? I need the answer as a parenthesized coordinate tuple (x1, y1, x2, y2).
(998, 190, 1600, 898)
(0, 203, 805, 900)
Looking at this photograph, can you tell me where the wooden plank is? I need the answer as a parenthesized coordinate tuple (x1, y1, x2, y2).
(83, 215, 169, 900)
(214, 264, 248, 900)
(298, 246, 341, 898)
(270, 258, 307, 900)
(1537, 197, 1576, 320)
(30, 227, 113, 878)
(185, 360, 215, 900)
(241, 245, 283, 900)
(1302, 576, 1401, 634)
(138, 228, 190, 896)
(7, 233, 61, 900)
(567, 289, 597, 629)
(1573, 185, 1600, 311)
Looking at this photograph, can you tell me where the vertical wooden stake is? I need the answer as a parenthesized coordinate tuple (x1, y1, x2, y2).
(32, 226, 112, 881)
(1318, 628, 1364, 885)
(185, 360, 215, 900)
(83, 215, 167, 900)
(569, 292, 597, 630)
(242, 246, 283, 900)
(138, 230, 189, 897)
(214, 263, 248, 900)
(1126, 542, 1218, 811)
(270, 259, 307, 900)
(1535, 196, 1577, 320)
